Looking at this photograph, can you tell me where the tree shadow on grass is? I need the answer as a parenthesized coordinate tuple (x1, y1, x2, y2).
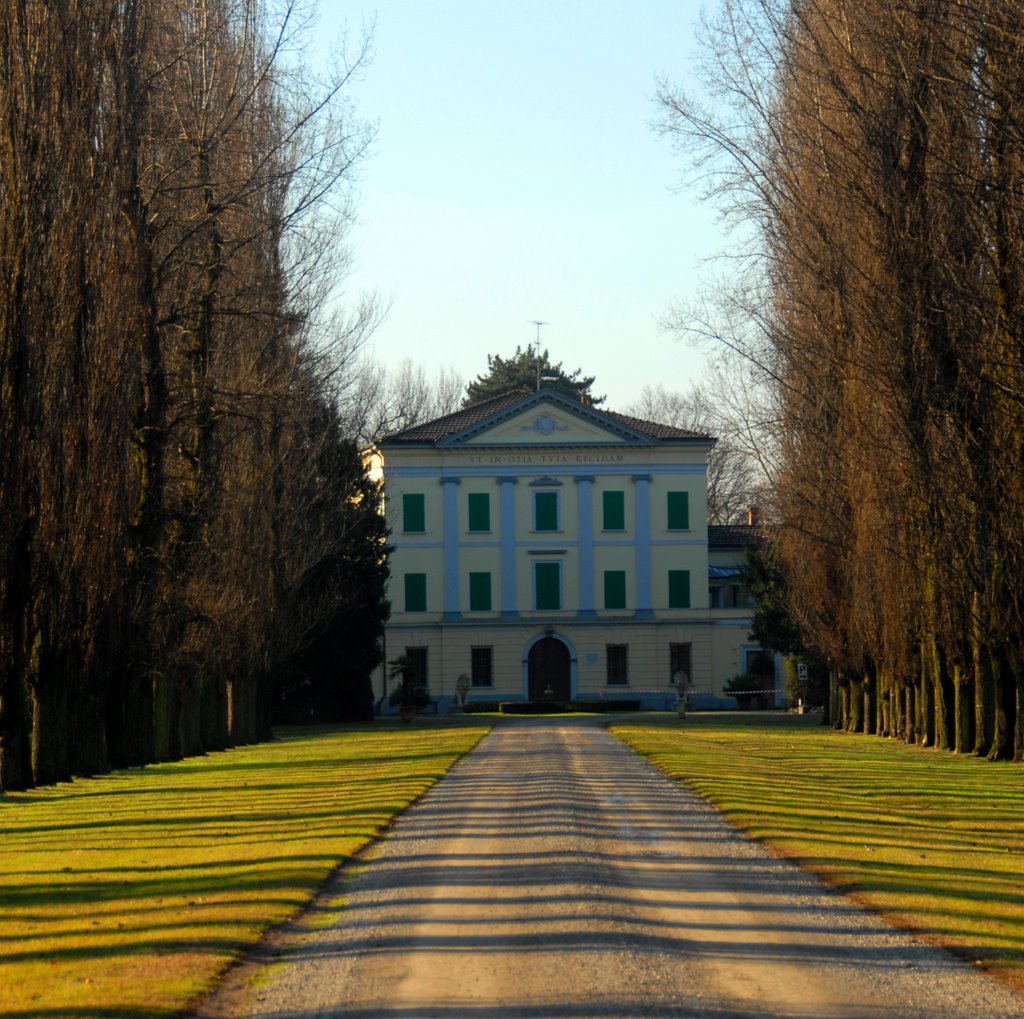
(186, 727, 1024, 1019)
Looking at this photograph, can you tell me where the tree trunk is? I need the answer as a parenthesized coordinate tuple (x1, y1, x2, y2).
(0, 520, 33, 791)
(989, 647, 1014, 760)
(257, 670, 274, 741)
(1015, 672, 1023, 764)
(877, 669, 892, 736)
(863, 671, 875, 735)
(152, 672, 172, 762)
(930, 638, 953, 750)
(29, 640, 71, 787)
(0, 671, 31, 792)
(847, 678, 862, 733)
(953, 663, 972, 754)
(972, 622, 991, 755)
(238, 675, 261, 744)
(174, 668, 204, 760)
(905, 683, 916, 745)
(199, 669, 228, 751)
(108, 667, 155, 769)
(918, 658, 935, 747)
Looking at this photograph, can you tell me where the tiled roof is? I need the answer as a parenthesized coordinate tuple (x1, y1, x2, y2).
(381, 390, 712, 444)
(603, 410, 708, 440)
(384, 391, 528, 442)
(708, 524, 763, 549)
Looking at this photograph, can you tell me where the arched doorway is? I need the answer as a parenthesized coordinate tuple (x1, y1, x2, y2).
(527, 636, 571, 701)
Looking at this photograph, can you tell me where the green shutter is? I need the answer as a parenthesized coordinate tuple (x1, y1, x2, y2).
(668, 569, 691, 608)
(603, 490, 625, 530)
(535, 562, 561, 609)
(469, 571, 492, 611)
(534, 491, 558, 531)
(667, 491, 689, 530)
(604, 570, 626, 609)
(468, 492, 490, 532)
(404, 573, 427, 611)
(402, 493, 425, 532)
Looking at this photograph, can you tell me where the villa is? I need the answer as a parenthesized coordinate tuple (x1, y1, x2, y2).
(374, 388, 773, 710)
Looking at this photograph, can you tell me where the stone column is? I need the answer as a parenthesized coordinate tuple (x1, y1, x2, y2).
(498, 476, 518, 617)
(632, 474, 653, 619)
(576, 475, 595, 617)
(441, 476, 460, 620)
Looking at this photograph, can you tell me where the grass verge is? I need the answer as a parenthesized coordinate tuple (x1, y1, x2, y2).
(613, 713, 1024, 988)
(0, 723, 488, 1018)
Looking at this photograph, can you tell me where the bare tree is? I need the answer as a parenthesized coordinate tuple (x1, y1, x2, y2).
(628, 377, 767, 525)
(0, 0, 386, 789)
(342, 357, 465, 443)
(658, 0, 1024, 759)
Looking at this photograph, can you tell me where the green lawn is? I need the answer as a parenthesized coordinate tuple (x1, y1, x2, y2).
(614, 713, 1024, 988)
(0, 723, 488, 1018)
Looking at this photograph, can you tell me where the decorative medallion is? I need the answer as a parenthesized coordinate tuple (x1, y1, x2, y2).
(522, 414, 568, 436)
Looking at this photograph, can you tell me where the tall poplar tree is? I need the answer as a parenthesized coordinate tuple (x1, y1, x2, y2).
(660, 0, 1024, 761)
(0, 0, 386, 790)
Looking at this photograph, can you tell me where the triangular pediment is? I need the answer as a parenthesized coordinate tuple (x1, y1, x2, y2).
(439, 391, 654, 447)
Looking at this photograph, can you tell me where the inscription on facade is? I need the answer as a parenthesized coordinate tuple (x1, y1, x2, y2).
(465, 452, 626, 466)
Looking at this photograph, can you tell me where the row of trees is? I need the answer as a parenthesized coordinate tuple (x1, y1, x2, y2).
(663, 0, 1024, 759)
(0, 0, 388, 791)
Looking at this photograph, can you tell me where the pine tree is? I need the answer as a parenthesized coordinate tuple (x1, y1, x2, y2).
(463, 347, 602, 406)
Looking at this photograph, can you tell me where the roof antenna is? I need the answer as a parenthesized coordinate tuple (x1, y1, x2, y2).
(529, 320, 548, 391)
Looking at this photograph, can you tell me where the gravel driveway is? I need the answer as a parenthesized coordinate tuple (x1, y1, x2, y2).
(194, 722, 1024, 1018)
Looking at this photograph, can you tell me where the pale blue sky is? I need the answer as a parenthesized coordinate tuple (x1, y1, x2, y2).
(317, 2, 721, 408)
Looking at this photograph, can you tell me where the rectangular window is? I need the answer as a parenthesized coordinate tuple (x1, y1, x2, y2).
(669, 642, 692, 686)
(607, 644, 628, 685)
(602, 490, 625, 531)
(404, 646, 428, 690)
(603, 570, 626, 610)
(471, 646, 493, 687)
(534, 491, 559, 531)
(468, 492, 490, 532)
(469, 571, 492, 611)
(535, 562, 561, 610)
(667, 491, 689, 530)
(404, 572, 427, 612)
(668, 569, 691, 608)
(402, 493, 425, 533)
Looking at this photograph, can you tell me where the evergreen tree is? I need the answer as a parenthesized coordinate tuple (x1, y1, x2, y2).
(463, 347, 603, 406)
(272, 410, 390, 724)
(744, 547, 804, 658)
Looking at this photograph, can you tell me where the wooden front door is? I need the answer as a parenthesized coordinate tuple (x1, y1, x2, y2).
(527, 637, 571, 701)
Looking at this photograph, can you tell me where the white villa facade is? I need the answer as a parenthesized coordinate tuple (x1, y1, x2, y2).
(375, 389, 773, 710)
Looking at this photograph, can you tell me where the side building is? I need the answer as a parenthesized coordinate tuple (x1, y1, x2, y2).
(374, 388, 774, 710)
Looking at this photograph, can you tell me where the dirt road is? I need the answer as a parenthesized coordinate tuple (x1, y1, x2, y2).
(195, 723, 1023, 1018)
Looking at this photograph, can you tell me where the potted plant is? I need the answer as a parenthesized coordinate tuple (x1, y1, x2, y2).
(387, 655, 431, 721)
(723, 672, 763, 711)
